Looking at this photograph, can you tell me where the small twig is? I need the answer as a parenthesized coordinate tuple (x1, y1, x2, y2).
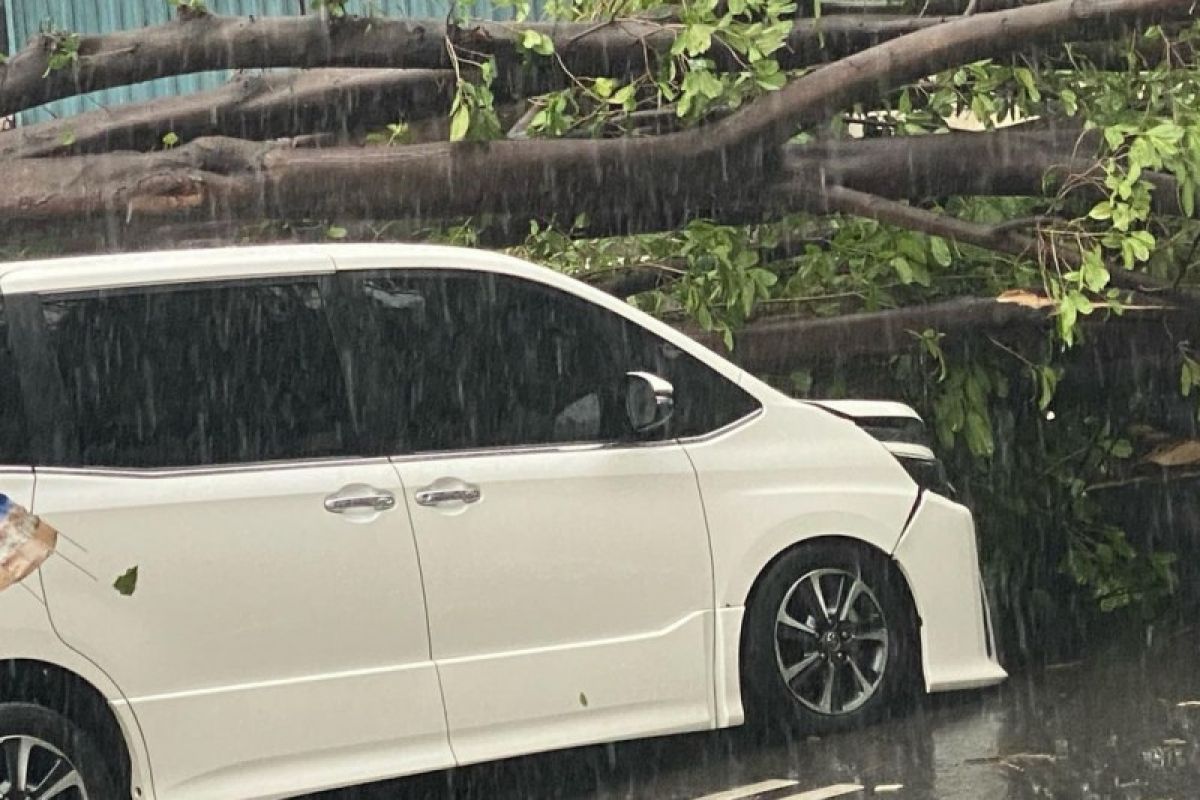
(507, 101, 540, 140)
(990, 215, 1058, 234)
(1086, 469, 1200, 493)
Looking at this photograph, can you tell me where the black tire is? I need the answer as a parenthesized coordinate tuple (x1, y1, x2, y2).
(740, 540, 920, 734)
(0, 702, 119, 800)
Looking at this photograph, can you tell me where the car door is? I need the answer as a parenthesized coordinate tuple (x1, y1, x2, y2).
(332, 266, 758, 765)
(4, 270, 453, 800)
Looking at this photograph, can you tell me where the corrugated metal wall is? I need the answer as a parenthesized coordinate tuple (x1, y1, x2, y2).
(7, 0, 531, 123)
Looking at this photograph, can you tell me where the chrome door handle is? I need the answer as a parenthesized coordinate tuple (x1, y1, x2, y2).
(324, 485, 397, 513)
(415, 483, 481, 507)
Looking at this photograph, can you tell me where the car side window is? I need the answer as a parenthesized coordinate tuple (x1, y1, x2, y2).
(0, 299, 31, 465)
(334, 269, 760, 455)
(40, 279, 353, 469)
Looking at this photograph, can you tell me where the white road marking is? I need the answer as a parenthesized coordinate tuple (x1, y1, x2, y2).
(694, 781, 866, 800)
(777, 784, 864, 800)
(692, 779, 799, 800)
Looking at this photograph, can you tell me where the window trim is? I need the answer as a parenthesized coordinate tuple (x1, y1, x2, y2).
(32, 455, 394, 479)
(384, 406, 764, 463)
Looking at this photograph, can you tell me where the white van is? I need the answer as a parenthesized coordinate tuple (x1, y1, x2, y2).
(0, 244, 1004, 800)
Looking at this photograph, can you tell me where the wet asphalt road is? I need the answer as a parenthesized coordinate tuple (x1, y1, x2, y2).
(314, 624, 1200, 800)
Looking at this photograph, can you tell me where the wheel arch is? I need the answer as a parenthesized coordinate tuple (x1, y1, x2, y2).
(0, 658, 133, 795)
(741, 535, 920, 632)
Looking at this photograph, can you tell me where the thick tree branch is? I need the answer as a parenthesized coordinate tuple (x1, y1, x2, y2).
(0, 13, 951, 119)
(0, 69, 455, 159)
(692, 294, 1194, 373)
(783, 127, 1189, 217)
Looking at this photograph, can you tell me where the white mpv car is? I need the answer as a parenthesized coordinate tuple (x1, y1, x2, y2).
(0, 245, 1005, 800)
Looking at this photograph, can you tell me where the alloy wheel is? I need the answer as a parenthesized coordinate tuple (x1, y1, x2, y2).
(773, 567, 890, 715)
(0, 735, 88, 800)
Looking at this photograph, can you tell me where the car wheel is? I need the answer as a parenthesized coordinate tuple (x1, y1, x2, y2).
(0, 702, 118, 800)
(741, 541, 920, 734)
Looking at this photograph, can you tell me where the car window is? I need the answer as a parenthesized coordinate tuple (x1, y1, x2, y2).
(0, 299, 31, 465)
(332, 269, 760, 455)
(39, 279, 353, 468)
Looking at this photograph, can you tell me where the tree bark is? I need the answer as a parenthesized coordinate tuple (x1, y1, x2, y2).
(0, 12, 953, 119)
(782, 127, 1189, 217)
(0, 69, 456, 159)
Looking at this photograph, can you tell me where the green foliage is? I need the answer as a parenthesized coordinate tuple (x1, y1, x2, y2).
(1181, 352, 1200, 398)
(673, 221, 778, 348)
(492, 0, 533, 21)
(365, 121, 412, 146)
(516, 0, 794, 138)
(311, 0, 349, 17)
(167, 0, 209, 13)
(161, 131, 180, 149)
(519, 29, 556, 57)
(38, 24, 80, 78)
(449, 58, 503, 142)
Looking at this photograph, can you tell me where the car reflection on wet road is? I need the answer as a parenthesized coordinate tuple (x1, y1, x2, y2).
(315, 624, 1200, 799)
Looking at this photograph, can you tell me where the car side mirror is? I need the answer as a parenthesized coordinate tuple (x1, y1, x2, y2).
(623, 372, 674, 435)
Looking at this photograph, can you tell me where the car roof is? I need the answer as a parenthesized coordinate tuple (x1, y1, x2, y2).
(0, 243, 556, 293)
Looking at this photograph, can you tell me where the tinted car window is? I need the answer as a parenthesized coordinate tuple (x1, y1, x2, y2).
(333, 270, 759, 454)
(0, 300, 31, 465)
(41, 280, 352, 468)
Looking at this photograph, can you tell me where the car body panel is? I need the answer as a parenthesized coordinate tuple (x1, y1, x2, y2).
(682, 402, 920, 610)
(33, 461, 453, 800)
(892, 491, 1007, 691)
(0, 463, 156, 800)
(391, 443, 716, 766)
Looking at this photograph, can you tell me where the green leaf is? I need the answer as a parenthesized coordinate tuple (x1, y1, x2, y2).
(672, 23, 715, 57)
(326, 225, 348, 239)
(520, 29, 555, 56)
(610, 84, 637, 111)
(449, 104, 471, 142)
(593, 77, 615, 99)
(59, 130, 76, 147)
(929, 236, 953, 268)
(1013, 66, 1041, 102)
(682, 69, 724, 100)
(891, 256, 914, 285)
(113, 566, 139, 596)
(1037, 366, 1058, 411)
(1081, 248, 1110, 292)
(161, 131, 180, 149)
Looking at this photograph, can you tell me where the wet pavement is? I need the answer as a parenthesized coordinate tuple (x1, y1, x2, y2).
(315, 623, 1200, 800)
